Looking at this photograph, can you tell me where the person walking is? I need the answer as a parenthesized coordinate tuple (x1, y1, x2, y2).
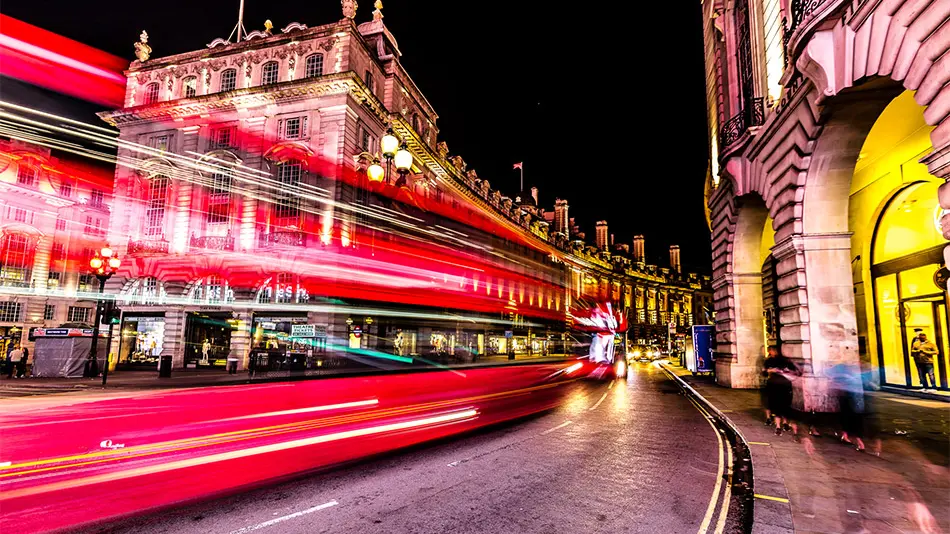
(8, 345, 24, 379)
(226, 350, 239, 375)
(912, 331, 938, 391)
(19, 346, 29, 378)
(763, 346, 801, 437)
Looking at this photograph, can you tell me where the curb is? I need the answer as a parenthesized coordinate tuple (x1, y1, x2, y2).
(661, 363, 756, 533)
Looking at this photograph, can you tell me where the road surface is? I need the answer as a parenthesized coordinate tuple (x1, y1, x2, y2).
(91, 363, 734, 534)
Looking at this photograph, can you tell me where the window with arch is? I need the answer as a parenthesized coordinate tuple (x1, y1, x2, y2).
(275, 161, 302, 220)
(305, 54, 324, 78)
(16, 162, 37, 186)
(123, 277, 166, 305)
(190, 275, 233, 304)
(182, 76, 197, 98)
(0, 233, 34, 287)
(219, 69, 237, 92)
(145, 175, 169, 237)
(143, 82, 160, 105)
(261, 61, 279, 85)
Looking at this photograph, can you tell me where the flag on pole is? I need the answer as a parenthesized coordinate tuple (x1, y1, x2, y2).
(513, 162, 523, 170)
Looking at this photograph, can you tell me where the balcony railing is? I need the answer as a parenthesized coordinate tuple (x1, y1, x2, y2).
(190, 234, 235, 251)
(259, 230, 305, 247)
(128, 238, 169, 254)
(719, 97, 765, 149)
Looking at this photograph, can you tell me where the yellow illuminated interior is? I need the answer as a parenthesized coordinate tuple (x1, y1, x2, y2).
(872, 181, 942, 265)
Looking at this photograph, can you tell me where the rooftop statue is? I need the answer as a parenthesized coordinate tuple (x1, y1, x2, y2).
(134, 31, 152, 62)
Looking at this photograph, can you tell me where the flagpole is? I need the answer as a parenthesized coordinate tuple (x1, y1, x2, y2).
(520, 166, 523, 191)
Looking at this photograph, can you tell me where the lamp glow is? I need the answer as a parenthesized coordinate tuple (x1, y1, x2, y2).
(108, 256, 121, 269)
(89, 256, 103, 269)
(380, 133, 399, 157)
(394, 148, 412, 172)
(100, 246, 114, 258)
(367, 163, 384, 182)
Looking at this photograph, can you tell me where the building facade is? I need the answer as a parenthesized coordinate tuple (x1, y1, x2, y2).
(95, 5, 711, 371)
(701, 0, 950, 405)
(0, 139, 114, 358)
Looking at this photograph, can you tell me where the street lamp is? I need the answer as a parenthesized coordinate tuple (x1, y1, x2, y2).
(393, 143, 412, 187)
(373, 129, 400, 184)
(84, 246, 121, 383)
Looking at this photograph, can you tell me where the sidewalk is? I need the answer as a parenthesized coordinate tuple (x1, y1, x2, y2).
(665, 364, 950, 534)
(0, 354, 572, 397)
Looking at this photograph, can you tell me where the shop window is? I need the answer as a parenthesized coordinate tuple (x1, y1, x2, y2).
(873, 182, 943, 264)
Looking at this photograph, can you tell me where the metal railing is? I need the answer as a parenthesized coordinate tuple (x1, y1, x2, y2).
(718, 97, 765, 149)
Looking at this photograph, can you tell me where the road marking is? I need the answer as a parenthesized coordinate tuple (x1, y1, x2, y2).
(541, 420, 573, 435)
(714, 420, 733, 534)
(747, 441, 770, 446)
(754, 494, 789, 504)
(693, 397, 725, 534)
(608, 381, 615, 390)
(588, 390, 610, 411)
(229, 500, 338, 533)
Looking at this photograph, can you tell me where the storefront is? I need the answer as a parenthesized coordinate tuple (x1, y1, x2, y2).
(871, 181, 949, 390)
(0, 326, 23, 356)
(117, 313, 165, 369)
(251, 313, 328, 369)
(184, 311, 236, 368)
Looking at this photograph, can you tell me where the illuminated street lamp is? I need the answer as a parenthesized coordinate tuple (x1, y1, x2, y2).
(83, 246, 121, 383)
(393, 143, 412, 187)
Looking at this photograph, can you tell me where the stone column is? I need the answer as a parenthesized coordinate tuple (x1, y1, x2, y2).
(230, 310, 252, 371)
(162, 308, 187, 368)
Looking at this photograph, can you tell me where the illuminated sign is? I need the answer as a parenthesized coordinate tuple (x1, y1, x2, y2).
(291, 324, 316, 338)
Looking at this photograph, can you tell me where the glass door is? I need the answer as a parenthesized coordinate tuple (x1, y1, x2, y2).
(933, 302, 949, 389)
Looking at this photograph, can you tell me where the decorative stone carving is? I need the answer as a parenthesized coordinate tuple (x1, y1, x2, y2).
(207, 38, 230, 49)
(172, 66, 189, 78)
(319, 38, 339, 52)
(134, 31, 152, 62)
(436, 141, 448, 158)
(449, 155, 465, 171)
(244, 61, 252, 80)
(373, 0, 384, 21)
(165, 75, 172, 92)
(342, 0, 358, 19)
(208, 58, 227, 71)
(264, 20, 274, 35)
(135, 72, 152, 84)
(203, 68, 211, 88)
(464, 169, 478, 184)
(282, 22, 308, 33)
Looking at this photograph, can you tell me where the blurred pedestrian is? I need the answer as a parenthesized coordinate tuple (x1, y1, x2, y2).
(912, 331, 938, 391)
(763, 345, 800, 437)
(830, 362, 867, 452)
(761, 346, 777, 426)
(16, 346, 28, 378)
(226, 351, 239, 374)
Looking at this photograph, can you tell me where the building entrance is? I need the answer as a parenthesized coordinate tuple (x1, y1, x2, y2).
(184, 312, 236, 368)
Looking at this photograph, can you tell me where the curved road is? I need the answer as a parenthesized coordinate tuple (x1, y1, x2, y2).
(91, 363, 732, 534)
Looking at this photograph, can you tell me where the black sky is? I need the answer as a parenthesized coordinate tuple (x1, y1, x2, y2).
(1, 1, 712, 273)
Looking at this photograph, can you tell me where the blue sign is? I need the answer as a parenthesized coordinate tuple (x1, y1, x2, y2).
(691, 325, 714, 374)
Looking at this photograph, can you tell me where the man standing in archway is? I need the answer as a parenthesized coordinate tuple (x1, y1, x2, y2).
(912, 330, 938, 391)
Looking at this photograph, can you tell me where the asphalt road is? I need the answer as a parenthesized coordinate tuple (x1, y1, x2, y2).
(88, 363, 731, 534)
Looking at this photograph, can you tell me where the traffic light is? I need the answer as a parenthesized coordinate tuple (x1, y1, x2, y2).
(102, 300, 121, 325)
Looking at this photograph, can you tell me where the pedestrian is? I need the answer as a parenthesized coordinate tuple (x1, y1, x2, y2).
(226, 351, 239, 374)
(830, 363, 867, 452)
(761, 346, 776, 426)
(8, 345, 24, 379)
(19, 346, 29, 378)
(911, 330, 938, 391)
(5, 342, 17, 378)
(762, 345, 800, 437)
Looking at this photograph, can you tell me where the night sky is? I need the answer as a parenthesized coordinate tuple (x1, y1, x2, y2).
(2, 1, 711, 273)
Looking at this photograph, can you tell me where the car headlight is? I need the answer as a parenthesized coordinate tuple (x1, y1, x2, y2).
(632, 350, 641, 357)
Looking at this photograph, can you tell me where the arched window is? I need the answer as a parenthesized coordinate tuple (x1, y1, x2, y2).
(305, 54, 324, 78)
(123, 277, 166, 305)
(143, 82, 160, 105)
(182, 76, 197, 98)
(256, 273, 310, 304)
(261, 61, 279, 85)
(219, 69, 237, 92)
(0, 233, 34, 287)
(190, 275, 233, 304)
(16, 162, 37, 186)
(275, 161, 302, 220)
(145, 175, 169, 237)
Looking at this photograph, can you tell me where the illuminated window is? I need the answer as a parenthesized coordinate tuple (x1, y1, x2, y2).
(261, 61, 279, 85)
(219, 69, 237, 92)
(873, 181, 943, 264)
(182, 76, 197, 98)
(60, 181, 73, 198)
(16, 163, 36, 186)
(207, 171, 232, 224)
(762, 0, 784, 104)
(44, 304, 56, 321)
(0, 234, 33, 287)
(47, 271, 60, 289)
(78, 273, 94, 292)
(305, 54, 324, 78)
(145, 175, 169, 237)
(143, 82, 160, 105)
(275, 162, 301, 219)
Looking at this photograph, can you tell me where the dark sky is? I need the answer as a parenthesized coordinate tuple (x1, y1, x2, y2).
(2, 1, 712, 273)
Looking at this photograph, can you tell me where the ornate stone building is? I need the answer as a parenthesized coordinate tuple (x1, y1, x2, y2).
(702, 0, 950, 404)
(96, 5, 711, 370)
(0, 139, 114, 357)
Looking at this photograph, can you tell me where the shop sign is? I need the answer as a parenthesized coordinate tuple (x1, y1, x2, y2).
(291, 324, 316, 338)
(30, 328, 103, 338)
(313, 325, 328, 338)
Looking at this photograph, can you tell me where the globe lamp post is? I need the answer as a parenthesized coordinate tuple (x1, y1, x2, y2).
(84, 246, 121, 382)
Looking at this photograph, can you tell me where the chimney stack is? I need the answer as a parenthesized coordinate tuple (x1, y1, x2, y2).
(669, 245, 681, 273)
(595, 221, 609, 250)
(610, 233, 615, 246)
(554, 200, 570, 236)
(531, 187, 538, 204)
(632, 235, 645, 263)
